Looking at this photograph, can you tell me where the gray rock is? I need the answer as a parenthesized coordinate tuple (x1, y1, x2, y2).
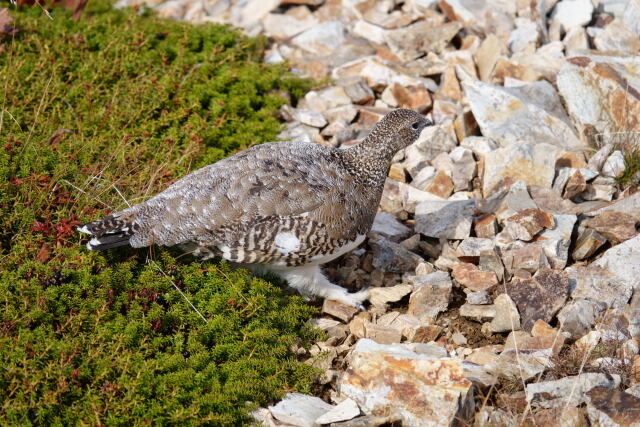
(291, 21, 345, 56)
(572, 228, 607, 261)
(466, 290, 493, 305)
(369, 212, 411, 242)
(291, 108, 327, 128)
(450, 146, 477, 191)
(594, 234, 640, 291)
(585, 387, 640, 427)
(407, 271, 452, 321)
(314, 398, 360, 425)
(369, 235, 424, 274)
(551, 0, 593, 30)
(268, 393, 333, 427)
(568, 265, 633, 309)
(456, 237, 495, 257)
(384, 21, 462, 61)
(557, 299, 604, 340)
(526, 373, 620, 409)
(460, 136, 499, 156)
(415, 199, 476, 239)
(601, 150, 626, 178)
(459, 304, 496, 322)
(489, 294, 521, 333)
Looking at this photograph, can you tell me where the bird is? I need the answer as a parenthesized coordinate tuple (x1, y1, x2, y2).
(79, 109, 432, 307)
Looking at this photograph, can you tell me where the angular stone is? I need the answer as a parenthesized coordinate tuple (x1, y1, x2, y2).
(340, 77, 374, 105)
(369, 212, 411, 242)
(461, 136, 499, 156)
(388, 82, 432, 112)
(407, 271, 452, 321)
(506, 269, 570, 331)
(340, 339, 473, 427)
(594, 235, 640, 291)
(301, 86, 352, 112)
(268, 393, 333, 427)
(370, 235, 424, 274)
(585, 192, 640, 222)
(365, 323, 402, 344)
(415, 199, 476, 239)
(459, 303, 496, 322)
(456, 237, 495, 258)
(494, 180, 537, 221)
(332, 57, 424, 91)
(508, 18, 539, 53)
(557, 56, 640, 136)
(504, 208, 554, 241)
(567, 265, 633, 309)
(572, 228, 607, 261)
(583, 211, 638, 244)
(526, 373, 619, 409)
(474, 214, 498, 238)
(557, 299, 604, 340)
(460, 74, 584, 151)
(323, 299, 359, 323)
(384, 21, 462, 61)
(291, 108, 327, 128)
(314, 398, 360, 425)
(489, 330, 564, 380)
(593, 19, 640, 54)
(602, 150, 626, 178)
(423, 170, 454, 198)
(369, 284, 412, 307)
(512, 244, 549, 273)
(450, 146, 477, 191)
(586, 387, 640, 426)
(536, 213, 578, 269)
(235, 0, 280, 27)
(466, 290, 492, 305)
(452, 263, 498, 292)
(291, 21, 345, 56)
(262, 10, 318, 40)
(489, 294, 521, 333)
(483, 143, 559, 196)
(551, 0, 594, 30)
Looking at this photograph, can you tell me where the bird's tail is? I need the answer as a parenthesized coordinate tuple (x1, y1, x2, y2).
(78, 213, 138, 251)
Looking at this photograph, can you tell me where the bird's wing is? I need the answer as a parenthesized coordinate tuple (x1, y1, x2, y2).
(127, 142, 348, 248)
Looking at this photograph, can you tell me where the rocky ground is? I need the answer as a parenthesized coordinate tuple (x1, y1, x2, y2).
(115, 0, 640, 425)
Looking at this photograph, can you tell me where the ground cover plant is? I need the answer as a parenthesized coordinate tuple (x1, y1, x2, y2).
(0, 1, 321, 424)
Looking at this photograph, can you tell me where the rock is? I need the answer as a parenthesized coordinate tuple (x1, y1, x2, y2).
(292, 108, 327, 128)
(460, 74, 584, 151)
(364, 322, 402, 344)
(483, 143, 559, 196)
(602, 150, 626, 178)
(551, 0, 593, 30)
(339, 339, 474, 427)
(415, 198, 476, 239)
(508, 18, 539, 53)
(557, 299, 604, 340)
(466, 290, 492, 305)
(323, 299, 359, 323)
(564, 26, 589, 51)
(387, 82, 432, 112)
(594, 235, 640, 291)
(314, 398, 360, 425)
(234, 0, 280, 27)
(302, 86, 352, 112)
(369, 212, 411, 242)
(581, 176, 617, 202)
(460, 136, 499, 156)
(567, 265, 633, 309)
(291, 21, 345, 56)
(557, 56, 640, 136)
(389, 314, 437, 342)
(494, 180, 537, 220)
(268, 393, 333, 427)
(452, 263, 498, 292)
(399, 181, 447, 213)
(489, 293, 521, 333)
(333, 57, 424, 91)
(585, 192, 640, 222)
(572, 228, 607, 261)
(456, 237, 495, 258)
(490, 330, 564, 380)
(583, 211, 638, 244)
(328, 414, 402, 427)
(262, 10, 318, 40)
(324, 105, 357, 124)
(512, 244, 550, 273)
(588, 144, 615, 173)
(384, 21, 462, 61)
(340, 77, 374, 105)
(586, 387, 640, 427)
(423, 170, 454, 198)
(369, 235, 424, 273)
(369, 284, 412, 307)
(593, 19, 640, 54)
(450, 146, 477, 191)
(407, 271, 452, 321)
(536, 214, 578, 269)
(506, 269, 570, 331)
(474, 214, 498, 238)
(526, 373, 620, 409)
(504, 208, 554, 241)
(459, 303, 496, 322)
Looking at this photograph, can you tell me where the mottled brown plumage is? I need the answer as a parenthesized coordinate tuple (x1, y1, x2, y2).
(80, 109, 432, 306)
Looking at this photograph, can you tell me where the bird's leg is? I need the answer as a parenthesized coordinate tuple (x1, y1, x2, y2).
(275, 265, 369, 308)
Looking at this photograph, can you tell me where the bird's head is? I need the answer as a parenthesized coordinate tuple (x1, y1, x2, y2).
(364, 109, 433, 157)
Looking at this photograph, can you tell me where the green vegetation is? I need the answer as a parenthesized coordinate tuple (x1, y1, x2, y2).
(0, 1, 320, 424)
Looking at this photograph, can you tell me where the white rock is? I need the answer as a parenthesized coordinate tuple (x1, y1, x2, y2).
(489, 294, 521, 333)
(508, 18, 539, 53)
(369, 212, 411, 241)
(369, 284, 413, 307)
(268, 393, 333, 427)
(483, 143, 559, 197)
(593, 19, 640, 54)
(262, 12, 318, 40)
(339, 339, 473, 427)
(291, 109, 327, 128)
(551, 0, 594, 30)
(594, 234, 640, 292)
(415, 199, 476, 239)
(236, 0, 280, 27)
(301, 86, 352, 112)
(623, 0, 640, 35)
(292, 21, 345, 56)
(460, 72, 584, 151)
(449, 146, 477, 191)
(351, 20, 387, 45)
(601, 150, 626, 178)
(460, 136, 498, 156)
(526, 373, 620, 408)
(314, 398, 360, 425)
(456, 237, 495, 257)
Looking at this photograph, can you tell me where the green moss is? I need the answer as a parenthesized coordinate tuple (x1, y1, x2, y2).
(0, 2, 320, 425)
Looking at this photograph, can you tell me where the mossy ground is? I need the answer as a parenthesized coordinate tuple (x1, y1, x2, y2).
(0, 2, 321, 425)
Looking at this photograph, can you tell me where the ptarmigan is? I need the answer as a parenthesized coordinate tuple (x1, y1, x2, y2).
(79, 109, 432, 307)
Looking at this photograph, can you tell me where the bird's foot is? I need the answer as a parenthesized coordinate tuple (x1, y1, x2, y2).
(325, 287, 369, 310)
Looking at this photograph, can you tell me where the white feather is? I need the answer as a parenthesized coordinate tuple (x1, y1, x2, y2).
(274, 232, 301, 254)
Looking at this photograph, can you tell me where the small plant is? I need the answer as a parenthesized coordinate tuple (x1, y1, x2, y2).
(0, 1, 320, 424)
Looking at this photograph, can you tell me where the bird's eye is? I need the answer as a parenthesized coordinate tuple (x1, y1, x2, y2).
(411, 122, 421, 130)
